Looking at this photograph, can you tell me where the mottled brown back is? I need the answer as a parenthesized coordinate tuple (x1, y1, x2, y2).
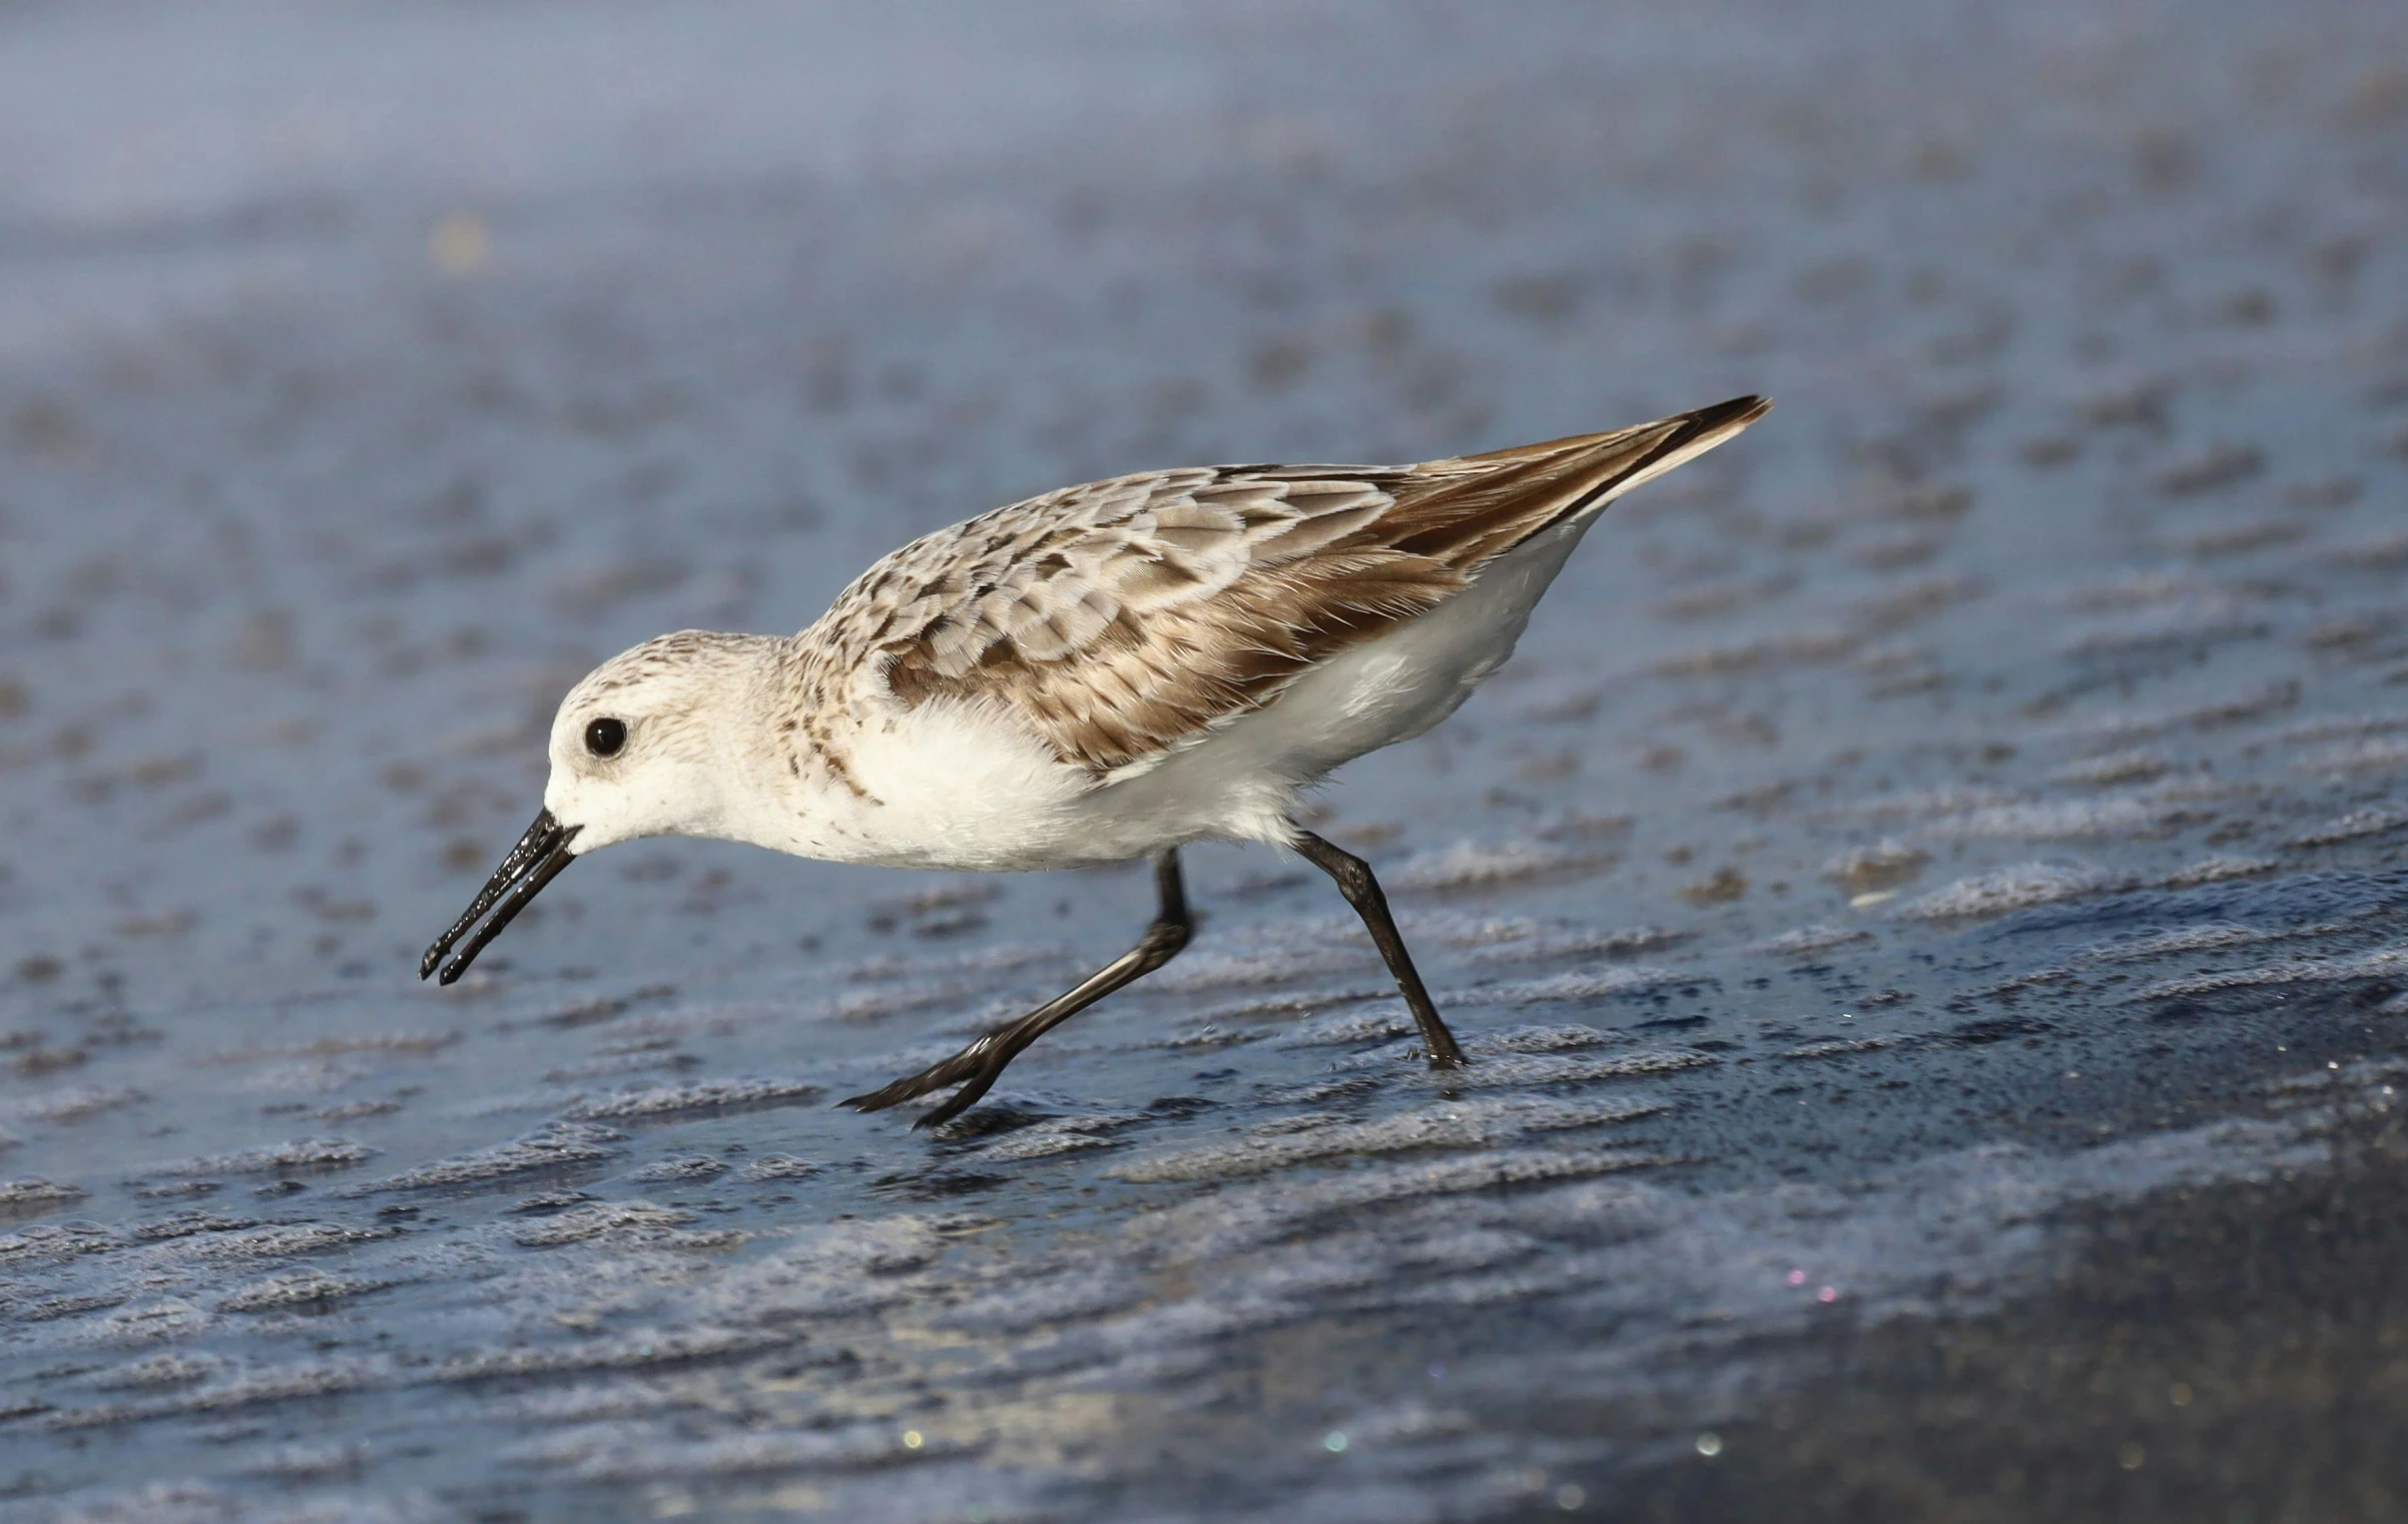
(804, 397, 1767, 772)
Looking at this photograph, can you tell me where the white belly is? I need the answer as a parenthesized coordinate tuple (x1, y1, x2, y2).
(827, 520, 1590, 870)
(1091, 517, 1590, 844)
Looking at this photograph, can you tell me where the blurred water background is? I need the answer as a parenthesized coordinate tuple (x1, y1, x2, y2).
(0, 2, 2404, 1519)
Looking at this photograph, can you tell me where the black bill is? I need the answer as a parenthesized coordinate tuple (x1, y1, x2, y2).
(418, 807, 581, 985)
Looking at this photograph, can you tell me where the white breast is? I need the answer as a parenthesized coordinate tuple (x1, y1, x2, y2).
(802, 699, 1098, 870)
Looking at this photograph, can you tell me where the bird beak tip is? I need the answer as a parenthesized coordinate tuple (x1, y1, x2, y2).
(416, 807, 581, 986)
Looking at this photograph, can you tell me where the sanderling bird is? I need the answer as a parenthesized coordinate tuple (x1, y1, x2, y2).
(423, 395, 1769, 1125)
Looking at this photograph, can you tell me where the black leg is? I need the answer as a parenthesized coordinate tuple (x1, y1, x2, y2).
(843, 849, 1194, 1129)
(1289, 827, 1467, 1069)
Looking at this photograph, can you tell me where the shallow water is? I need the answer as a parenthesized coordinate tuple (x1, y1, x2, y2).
(0, 2, 2404, 1518)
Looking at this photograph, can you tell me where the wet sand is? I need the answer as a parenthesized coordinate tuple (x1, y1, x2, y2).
(0, 2, 2403, 1518)
(1588, 1101, 2408, 1524)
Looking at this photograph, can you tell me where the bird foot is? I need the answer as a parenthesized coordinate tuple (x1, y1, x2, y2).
(841, 1040, 1008, 1130)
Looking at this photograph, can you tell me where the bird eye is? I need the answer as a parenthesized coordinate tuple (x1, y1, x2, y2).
(584, 718, 627, 759)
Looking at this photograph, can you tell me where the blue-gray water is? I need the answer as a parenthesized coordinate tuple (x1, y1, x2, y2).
(0, 3, 2404, 1519)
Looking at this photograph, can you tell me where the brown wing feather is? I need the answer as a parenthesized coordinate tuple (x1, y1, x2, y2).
(809, 396, 1768, 772)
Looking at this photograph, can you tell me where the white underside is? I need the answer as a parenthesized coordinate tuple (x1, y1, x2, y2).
(819, 515, 1595, 871)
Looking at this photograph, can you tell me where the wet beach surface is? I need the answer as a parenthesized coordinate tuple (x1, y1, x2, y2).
(0, 2, 2404, 1518)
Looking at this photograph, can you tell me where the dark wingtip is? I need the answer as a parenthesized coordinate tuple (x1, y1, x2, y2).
(1689, 393, 1772, 432)
(417, 947, 441, 981)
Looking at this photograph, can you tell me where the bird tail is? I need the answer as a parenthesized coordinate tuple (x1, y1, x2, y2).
(1385, 394, 1773, 569)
